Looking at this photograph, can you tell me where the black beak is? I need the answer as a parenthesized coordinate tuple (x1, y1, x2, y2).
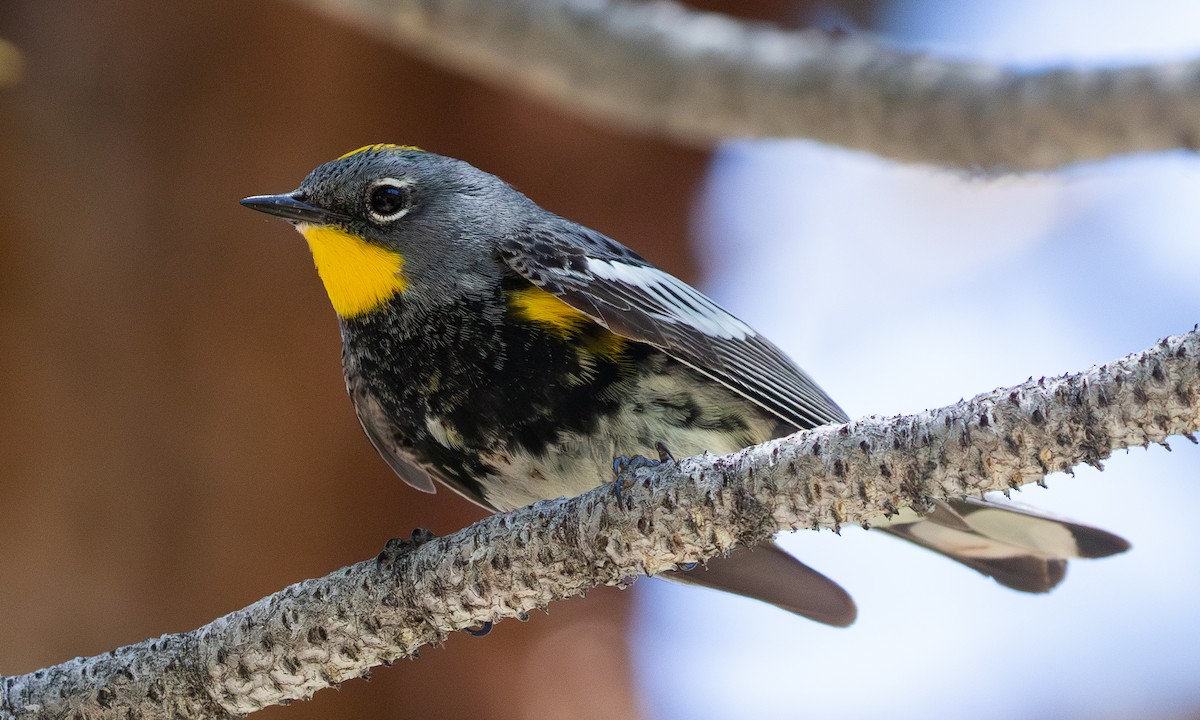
(240, 193, 341, 224)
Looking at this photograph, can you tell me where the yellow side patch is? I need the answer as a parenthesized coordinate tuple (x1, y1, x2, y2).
(337, 143, 422, 160)
(508, 286, 627, 359)
(298, 224, 407, 318)
(509, 286, 591, 337)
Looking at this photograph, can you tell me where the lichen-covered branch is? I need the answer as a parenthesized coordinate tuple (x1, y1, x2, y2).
(3, 328, 1198, 719)
(285, 0, 1200, 171)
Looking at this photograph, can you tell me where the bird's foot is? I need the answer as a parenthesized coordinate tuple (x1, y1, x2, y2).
(611, 442, 677, 501)
(376, 528, 438, 567)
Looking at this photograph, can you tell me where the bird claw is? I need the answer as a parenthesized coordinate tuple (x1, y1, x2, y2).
(376, 528, 437, 566)
(611, 442, 678, 501)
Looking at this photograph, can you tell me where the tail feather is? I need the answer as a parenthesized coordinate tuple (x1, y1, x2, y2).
(659, 497, 1126, 622)
(875, 497, 1129, 593)
(666, 543, 857, 627)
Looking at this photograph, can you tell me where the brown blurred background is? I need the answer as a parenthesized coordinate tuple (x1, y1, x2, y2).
(0, 2, 877, 718)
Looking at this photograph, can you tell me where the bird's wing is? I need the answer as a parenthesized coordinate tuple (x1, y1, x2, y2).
(347, 371, 437, 493)
(498, 224, 848, 430)
(874, 497, 1131, 593)
(499, 224, 1129, 600)
(347, 369, 494, 508)
(668, 542, 857, 626)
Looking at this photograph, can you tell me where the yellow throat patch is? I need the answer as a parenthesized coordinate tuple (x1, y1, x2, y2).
(298, 224, 407, 318)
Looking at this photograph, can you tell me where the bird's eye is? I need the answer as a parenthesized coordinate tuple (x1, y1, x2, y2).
(367, 179, 411, 222)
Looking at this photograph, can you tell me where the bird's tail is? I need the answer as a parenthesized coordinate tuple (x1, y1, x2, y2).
(873, 496, 1130, 593)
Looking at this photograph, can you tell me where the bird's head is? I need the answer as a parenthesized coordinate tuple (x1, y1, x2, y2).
(242, 144, 530, 319)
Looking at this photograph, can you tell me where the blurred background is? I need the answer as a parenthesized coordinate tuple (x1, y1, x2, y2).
(1, 2, 1198, 719)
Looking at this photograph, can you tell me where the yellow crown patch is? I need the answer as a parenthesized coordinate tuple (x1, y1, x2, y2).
(337, 143, 423, 160)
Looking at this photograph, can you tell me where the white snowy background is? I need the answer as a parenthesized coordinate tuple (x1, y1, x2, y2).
(634, 2, 1200, 719)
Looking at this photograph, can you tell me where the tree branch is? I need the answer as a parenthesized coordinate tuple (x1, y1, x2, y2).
(3, 327, 1198, 719)
(284, 0, 1200, 171)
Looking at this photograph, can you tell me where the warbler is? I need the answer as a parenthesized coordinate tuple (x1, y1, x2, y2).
(242, 144, 1128, 626)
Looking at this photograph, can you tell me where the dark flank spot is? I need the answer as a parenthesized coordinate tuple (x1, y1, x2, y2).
(1031, 408, 1045, 425)
(653, 392, 748, 433)
(652, 394, 702, 426)
(1152, 362, 1165, 382)
(879, 463, 892, 478)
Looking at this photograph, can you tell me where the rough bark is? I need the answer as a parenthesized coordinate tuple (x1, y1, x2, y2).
(283, 0, 1200, 170)
(3, 327, 1197, 720)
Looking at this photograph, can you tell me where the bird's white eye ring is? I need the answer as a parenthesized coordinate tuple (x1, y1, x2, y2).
(366, 178, 412, 223)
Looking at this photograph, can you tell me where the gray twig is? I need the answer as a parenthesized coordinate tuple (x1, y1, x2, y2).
(3, 328, 1198, 719)
(287, 0, 1200, 170)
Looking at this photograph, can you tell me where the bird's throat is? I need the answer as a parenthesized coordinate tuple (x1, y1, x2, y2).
(297, 224, 407, 318)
